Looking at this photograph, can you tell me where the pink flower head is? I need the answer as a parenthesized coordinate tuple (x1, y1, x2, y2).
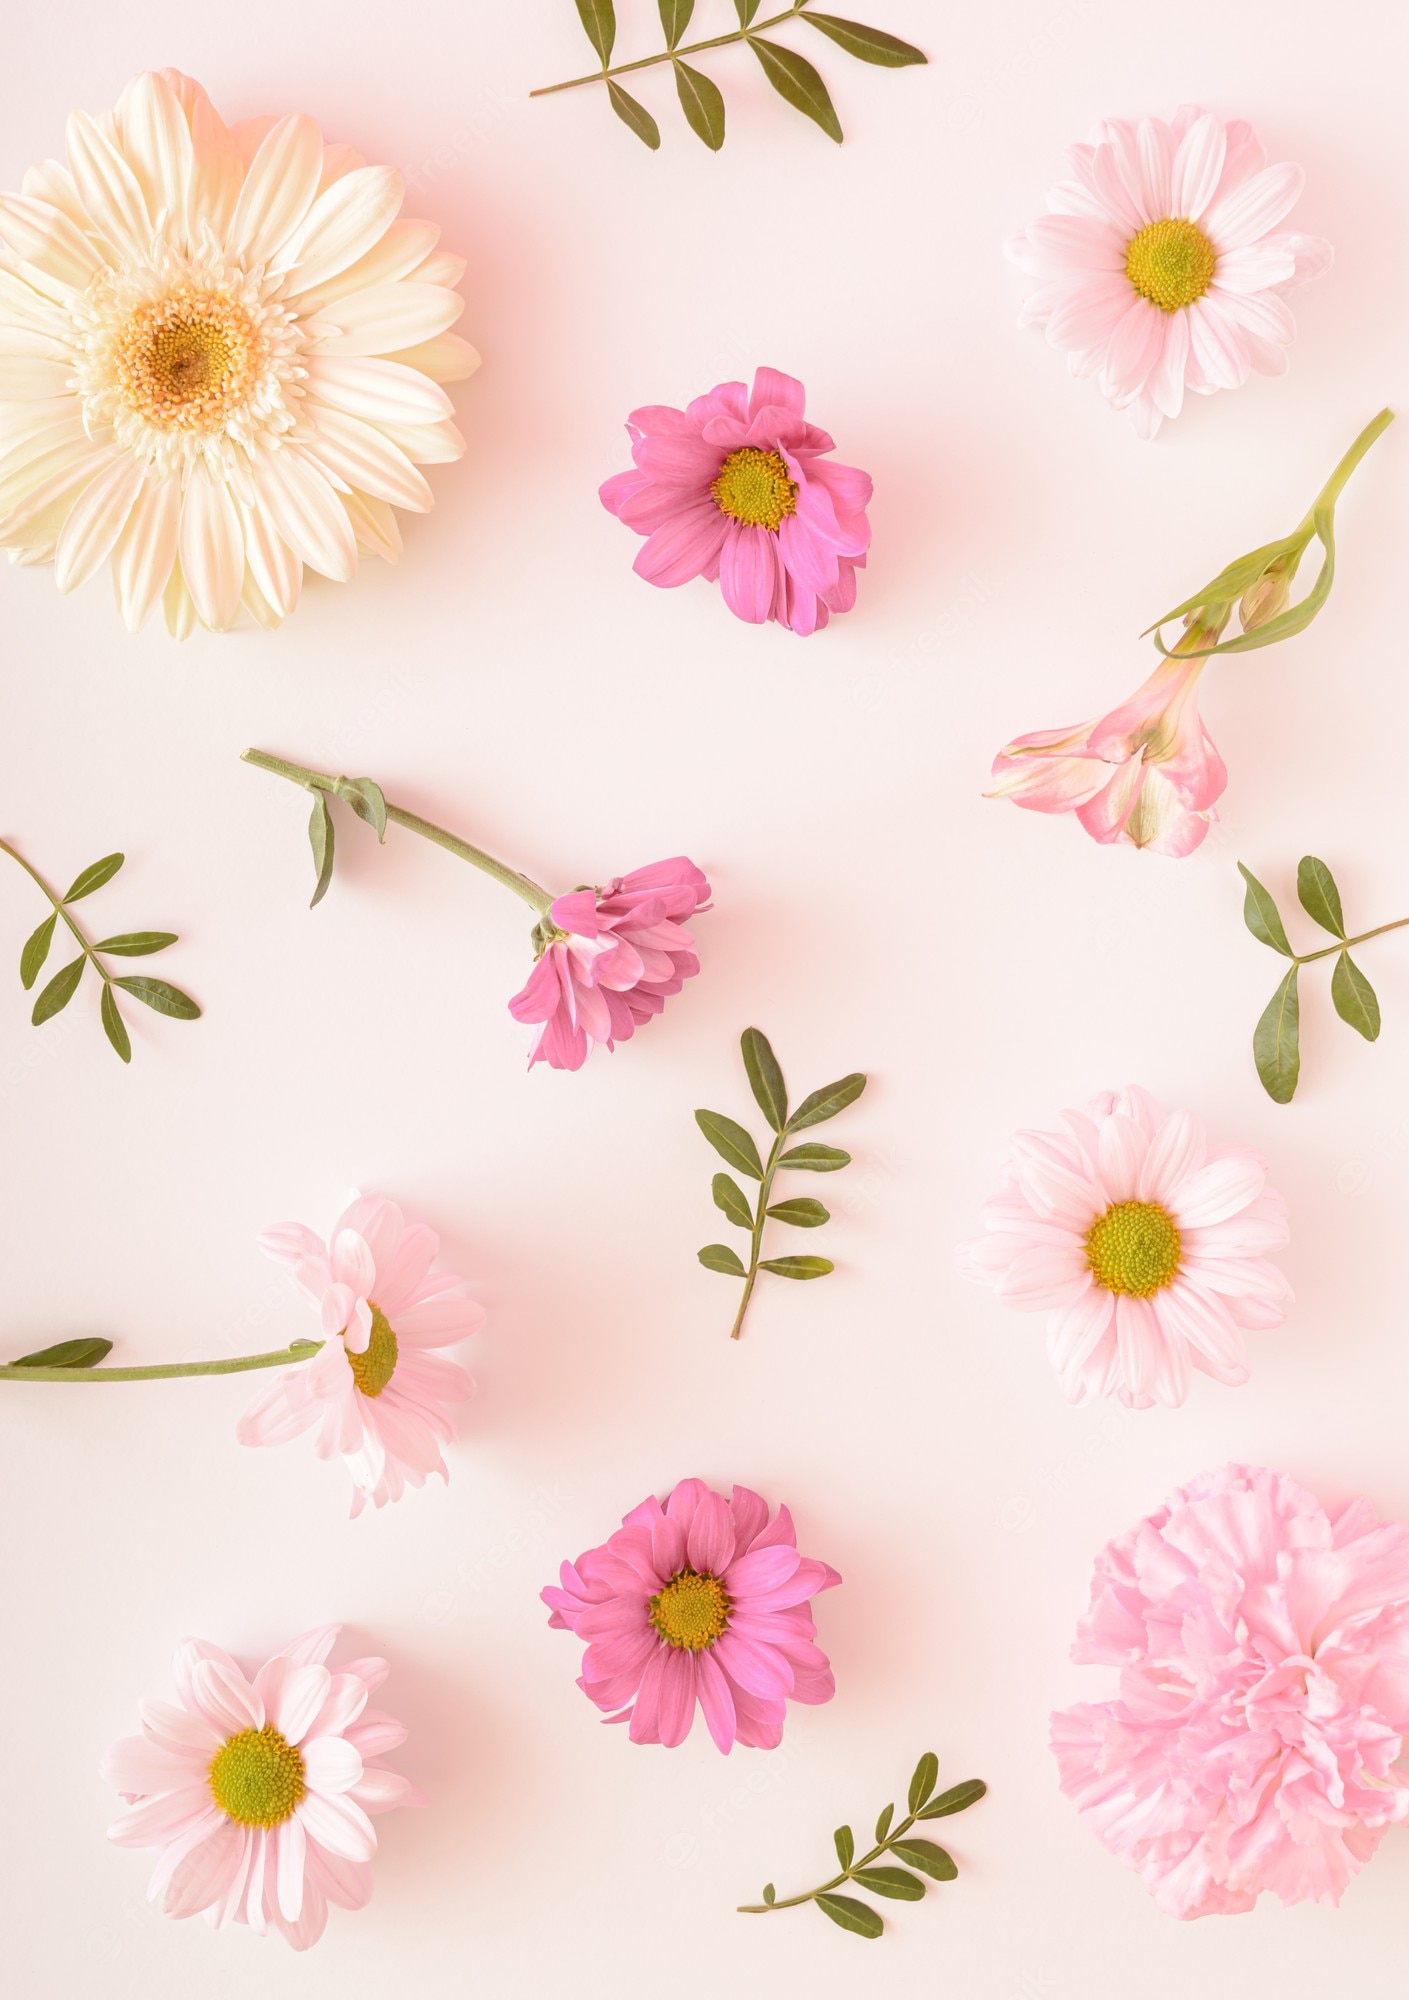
(599, 367, 872, 636)
(988, 644, 1226, 856)
(101, 1625, 422, 1951)
(958, 1086, 1291, 1409)
(1052, 1465, 1409, 1917)
(542, 1478, 840, 1752)
(1009, 105, 1332, 437)
(508, 857, 711, 1070)
(238, 1194, 482, 1514)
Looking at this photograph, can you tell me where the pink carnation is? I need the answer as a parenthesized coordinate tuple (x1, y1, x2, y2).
(542, 1478, 840, 1753)
(508, 857, 710, 1070)
(599, 366, 872, 636)
(1053, 1466, 1409, 1917)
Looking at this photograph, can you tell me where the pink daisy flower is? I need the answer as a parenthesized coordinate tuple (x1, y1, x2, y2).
(507, 857, 711, 1071)
(988, 641, 1226, 856)
(1052, 1465, 1409, 1917)
(958, 1086, 1292, 1409)
(599, 367, 872, 636)
(237, 1193, 482, 1514)
(101, 1624, 421, 1951)
(1009, 106, 1332, 437)
(542, 1478, 840, 1752)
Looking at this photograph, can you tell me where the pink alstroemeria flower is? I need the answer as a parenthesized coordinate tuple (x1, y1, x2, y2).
(599, 367, 872, 636)
(508, 858, 711, 1070)
(988, 642, 1226, 856)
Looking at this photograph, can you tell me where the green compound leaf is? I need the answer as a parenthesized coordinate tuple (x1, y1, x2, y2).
(699, 1243, 747, 1277)
(741, 1026, 788, 1131)
(890, 1839, 957, 1881)
(801, 14, 927, 65)
(658, 0, 695, 45)
(778, 1142, 851, 1171)
(918, 1779, 987, 1820)
(31, 954, 84, 1025)
(766, 1197, 830, 1228)
(673, 58, 725, 148)
(608, 81, 662, 148)
(574, 0, 616, 64)
(853, 1866, 925, 1901)
(112, 976, 201, 1020)
(908, 1752, 939, 1813)
(308, 793, 335, 908)
(1296, 855, 1346, 938)
(1254, 966, 1301, 1103)
(1237, 863, 1294, 956)
(335, 776, 388, 842)
(1332, 951, 1381, 1041)
(788, 1073, 867, 1130)
(834, 1825, 855, 1870)
(815, 1893, 883, 1939)
(758, 1255, 834, 1280)
(101, 984, 132, 1063)
(695, 1109, 765, 1179)
(19, 913, 55, 990)
(712, 1172, 755, 1229)
(63, 853, 124, 902)
(92, 932, 177, 956)
(9, 1336, 114, 1368)
(749, 38, 843, 142)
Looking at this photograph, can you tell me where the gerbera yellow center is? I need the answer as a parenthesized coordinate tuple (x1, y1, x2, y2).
(114, 286, 264, 432)
(347, 1304, 398, 1398)
(711, 447, 798, 532)
(207, 1725, 306, 1828)
(1124, 217, 1217, 312)
(1085, 1200, 1183, 1297)
(648, 1569, 730, 1651)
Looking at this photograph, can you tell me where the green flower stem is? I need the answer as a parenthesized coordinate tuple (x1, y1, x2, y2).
(0, 838, 115, 992)
(0, 1342, 323, 1384)
(737, 1805, 926, 1913)
(242, 750, 555, 917)
(530, 2, 812, 95)
(730, 1129, 786, 1342)
(1293, 917, 1409, 967)
(1302, 407, 1396, 528)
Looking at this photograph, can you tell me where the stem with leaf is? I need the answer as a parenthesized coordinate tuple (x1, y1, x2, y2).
(0, 1339, 323, 1383)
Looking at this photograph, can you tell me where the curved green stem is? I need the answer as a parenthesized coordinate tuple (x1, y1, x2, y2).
(1295, 917, 1409, 967)
(730, 1130, 784, 1341)
(531, 2, 811, 95)
(737, 1806, 922, 1913)
(242, 750, 556, 916)
(0, 838, 112, 990)
(0, 1342, 322, 1383)
(1303, 407, 1396, 528)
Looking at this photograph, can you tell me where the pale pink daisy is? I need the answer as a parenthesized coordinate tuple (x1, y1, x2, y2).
(599, 367, 871, 636)
(987, 639, 1226, 856)
(958, 1087, 1291, 1408)
(102, 1624, 421, 1950)
(543, 1478, 840, 1752)
(1009, 106, 1332, 437)
(238, 1193, 481, 1513)
(1053, 1465, 1409, 1916)
(508, 857, 711, 1070)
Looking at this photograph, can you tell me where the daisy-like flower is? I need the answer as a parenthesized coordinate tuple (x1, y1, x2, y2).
(988, 630, 1227, 857)
(1008, 106, 1332, 437)
(238, 1194, 482, 1514)
(1053, 1465, 1409, 1917)
(543, 1478, 840, 1752)
(599, 366, 872, 636)
(101, 1625, 421, 1951)
(958, 1086, 1291, 1409)
(508, 857, 711, 1070)
(0, 68, 477, 633)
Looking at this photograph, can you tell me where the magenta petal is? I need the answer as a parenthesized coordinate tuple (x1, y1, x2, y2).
(695, 1650, 738, 1754)
(687, 1491, 736, 1575)
(719, 523, 779, 623)
(749, 367, 806, 420)
(632, 503, 728, 589)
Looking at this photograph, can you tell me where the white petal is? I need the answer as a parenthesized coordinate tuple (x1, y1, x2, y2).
(235, 487, 302, 617)
(293, 217, 439, 314)
(54, 453, 144, 591)
(383, 333, 480, 383)
(65, 110, 151, 258)
(163, 557, 196, 639)
(227, 114, 324, 267)
(276, 1814, 306, 1923)
(112, 473, 180, 631)
(304, 353, 453, 425)
(0, 193, 102, 287)
(0, 267, 73, 340)
(310, 279, 462, 358)
(295, 1790, 376, 1863)
(411, 249, 466, 287)
(341, 489, 401, 562)
(115, 73, 194, 235)
(301, 407, 432, 511)
(179, 463, 244, 629)
(280, 165, 405, 296)
(303, 1736, 363, 1794)
(0, 353, 72, 400)
(0, 444, 112, 546)
(186, 86, 242, 236)
(376, 417, 465, 463)
(0, 427, 94, 514)
(249, 449, 357, 581)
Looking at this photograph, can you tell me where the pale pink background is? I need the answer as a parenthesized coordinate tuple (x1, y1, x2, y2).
(4, 1, 1409, 1993)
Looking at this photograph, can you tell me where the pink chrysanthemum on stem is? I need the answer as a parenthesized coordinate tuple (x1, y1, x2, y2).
(238, 1193, 481, 1514)
(1009, 105, 1331, 437)
(102, 1625, 421, 1950)
(543, 1479, 840, 1752)
(600, 367, 872, 636)
(1053, 1465, 1409, 1916)
(958, 1086, 1291, 1408)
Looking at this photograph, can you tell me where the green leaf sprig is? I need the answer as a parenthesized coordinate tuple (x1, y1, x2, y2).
(737, 1754, 986, 1939)
(533, 2, 926, 152)
(1145, 408, 1393, 662)
(0, 1335, 323, 1384)
(696, 1027, 865, 1339)
(2, 839, 200, 1064)
(1238, 857, 1408, 1102)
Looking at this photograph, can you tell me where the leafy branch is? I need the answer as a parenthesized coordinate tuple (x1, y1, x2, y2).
(534, 1, 926, 152)
(1238, 856, 1406, 1102)
(696, 1027, 865, 1339)
(1145, 408, 1393, 662)
(1, 839, 200, 1064)
(738, 1753, 986, 1938)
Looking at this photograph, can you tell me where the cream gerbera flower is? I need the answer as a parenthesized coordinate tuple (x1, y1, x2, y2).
(0, 69, 478, 634)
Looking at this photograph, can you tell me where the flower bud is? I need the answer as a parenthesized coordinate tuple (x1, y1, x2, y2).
(1239, 559, 1293, 633)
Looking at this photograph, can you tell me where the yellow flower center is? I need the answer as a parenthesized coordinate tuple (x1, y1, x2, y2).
(114, 286, 265, 432)
(711, 447, 797, 532)
(347, 1304, 398, 1398)
(1124, 217, 1217, 312)
(207, 1725, 306, 1828)
(1085, 1200, 1183, 1297)
(648, 1569, 730, 1651)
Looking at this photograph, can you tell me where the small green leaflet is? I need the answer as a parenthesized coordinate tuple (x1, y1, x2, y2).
(1237, 863, 1293, 956)
(834, 1825, 855, 1869)
(101, 984, 132, 1064)
(9, 1336, 113, 1368)
(112, 977, 201, 1020)
(890, 1840, 956, 1880)
(762, 1883, 776, 1905)
(309, 794, 336, 907)
(658, 0, 694, 44)
(801, 14, 927, 65)
(733, 0, 762, 23)
(918, 1779, 987, 1819)
(1332, 952, 1380, 1040)
(92, 932, 177, 955)
(32, 955, 84, 1025)
(712, 1173, 754, 1229)
(741, 1026, 788, 1130)
(1297, 855, 1345, 937)
(699, 1243, 747, 1277)
(19, 913, 55, 989)
(815, 1894, 883, 1939)
(788, 1073, 867, 1130)
(64, 853, 124, 902)
(853, 1866, 924, 1901)
(749, 38, 844, 141)
(335, 777, 388, 842)
(673, 58, 725, 147)
(695, 1109, 765, 1179)
(608, 81, 661, 148)
(874, 1803, 894, 1842)
(908, 1752, 939, 1813)
(574, 0, 616, 64)
(758, 1255, 834, 1279)
(1254, 967, 1301, 1103)
(765, 1197, 830, 1227)
(778, 1142, 850, 1171)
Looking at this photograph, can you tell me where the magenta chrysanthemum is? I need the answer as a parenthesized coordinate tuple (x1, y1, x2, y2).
(543, 1478, 840, 1753)
(1052, 1465, 1409, 1917)
(958, 1086, 1291, 1408)
(599, 367, 872, 636)
(1008, 106, 1331, 437)
(101, 1625, 421, 1950)
(507, 857, 711, 1070)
